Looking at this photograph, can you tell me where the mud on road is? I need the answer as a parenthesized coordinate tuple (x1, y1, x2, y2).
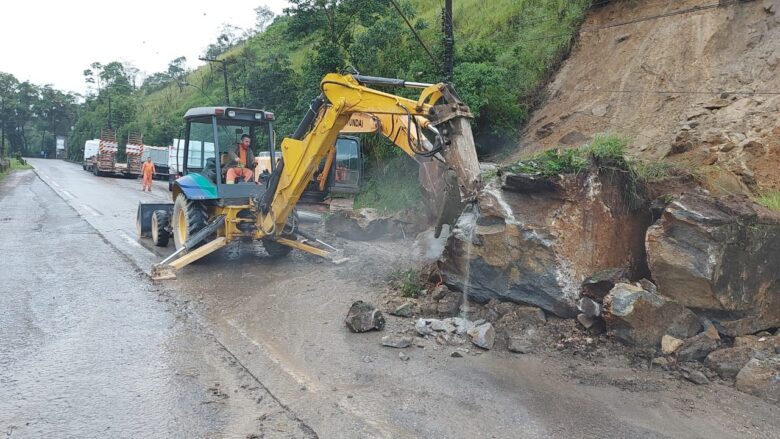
(13, 159, 780, 438)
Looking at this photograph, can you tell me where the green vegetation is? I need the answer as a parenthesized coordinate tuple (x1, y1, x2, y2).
(508, 148, 589, 176)
(354, 156, 422, 213)
(0, 157, 33, 181)
(506, 134, 687, 209)
(2, 1, 595, 210)
(0, 73, 78, 158)
(390, 268, 424, 298)
(757, 192, 780, 212)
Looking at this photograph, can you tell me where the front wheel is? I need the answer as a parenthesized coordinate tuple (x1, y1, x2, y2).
(151, 210, 170, 247)
(172, 194, 209, 250)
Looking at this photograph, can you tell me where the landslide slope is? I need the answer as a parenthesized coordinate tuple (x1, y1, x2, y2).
(516, 0, 780, 193)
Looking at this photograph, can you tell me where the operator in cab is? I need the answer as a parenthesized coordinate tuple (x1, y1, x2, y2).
(226, 134, 255, 184)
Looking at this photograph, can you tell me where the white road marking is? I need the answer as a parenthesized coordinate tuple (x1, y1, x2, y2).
(60, 190, 75, 200)
(50, 180, 61, 188)
(80, 204, 103, 217)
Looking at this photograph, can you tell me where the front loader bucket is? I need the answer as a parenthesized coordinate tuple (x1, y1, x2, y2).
(136, 202, 173, 238)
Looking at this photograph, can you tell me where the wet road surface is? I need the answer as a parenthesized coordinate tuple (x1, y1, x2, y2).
(0, 169, 314, 438)
(17, 159, 780, 438)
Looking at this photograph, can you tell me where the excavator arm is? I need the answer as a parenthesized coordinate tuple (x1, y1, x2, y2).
(258, 73, 482, 238)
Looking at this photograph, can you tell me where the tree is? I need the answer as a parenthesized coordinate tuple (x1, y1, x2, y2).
(253, 5, 275, 34)
(167, 56, 187, 81)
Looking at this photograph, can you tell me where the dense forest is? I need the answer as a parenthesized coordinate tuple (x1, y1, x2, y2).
(1, 0, 592, 205)
(0, 72, 78, 158)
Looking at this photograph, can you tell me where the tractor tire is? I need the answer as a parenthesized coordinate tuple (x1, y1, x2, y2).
(261, 238, 293, 257)
(151, 210, 170, 247)
(172, 194, 209, 250)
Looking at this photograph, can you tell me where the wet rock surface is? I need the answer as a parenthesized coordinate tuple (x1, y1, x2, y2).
(646, 193, 780, 336)
(440, 171, 650, 318)
(602, 283, 701, 347)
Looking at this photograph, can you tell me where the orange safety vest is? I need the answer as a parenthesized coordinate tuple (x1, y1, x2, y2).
(142, 162, 156, 176)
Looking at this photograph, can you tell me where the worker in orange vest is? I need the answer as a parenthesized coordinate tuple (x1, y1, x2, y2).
(226, 134, 255, 183)
(141, 157, 156, 192)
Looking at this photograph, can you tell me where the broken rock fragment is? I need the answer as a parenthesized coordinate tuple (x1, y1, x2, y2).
(705, 346, 768, 380)
(467, 322, 496, 350)
(603, 283, 701, 347)
(735, 357, 780, 405)
(661, 335, 684, 355)
(677, 332, 720, 362)
(391, 302, 414, 318)
(345, 301, 385, 333)
(382, 336, 413, 349)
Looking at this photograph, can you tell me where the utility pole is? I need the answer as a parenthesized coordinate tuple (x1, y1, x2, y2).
(199, 57, 230, 105)
(442, 0, 454, 82)
(107, 94, 113, 129)
(0, 95, 5, 156)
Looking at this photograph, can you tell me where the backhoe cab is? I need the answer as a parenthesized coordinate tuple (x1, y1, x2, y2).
(142, 73, 482, 280)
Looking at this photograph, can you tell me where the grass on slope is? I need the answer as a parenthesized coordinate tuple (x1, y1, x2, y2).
(758, 192, 780, 212)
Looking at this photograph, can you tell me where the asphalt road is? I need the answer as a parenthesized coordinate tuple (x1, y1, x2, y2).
(12, 159, 780, 439)
(0, 167, 313, 438)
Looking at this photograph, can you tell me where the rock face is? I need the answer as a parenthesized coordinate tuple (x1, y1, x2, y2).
(440, 171, 650, 318)
(345, 301, 385, 333)
(735, 357, 780, 405)
(646, 194, 780, 335)
(602, 283, 701, 347)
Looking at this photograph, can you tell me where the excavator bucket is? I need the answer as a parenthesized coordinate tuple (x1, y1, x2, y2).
(423, 84, 483, 235)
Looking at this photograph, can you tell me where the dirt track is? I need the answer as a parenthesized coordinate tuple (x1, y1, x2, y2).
(10, 159, 779, 438)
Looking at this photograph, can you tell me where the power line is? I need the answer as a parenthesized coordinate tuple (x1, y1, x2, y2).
(389, 0, 442, 73)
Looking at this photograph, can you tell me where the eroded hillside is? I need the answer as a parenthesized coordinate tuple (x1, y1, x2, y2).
(516, 0, 780, 193)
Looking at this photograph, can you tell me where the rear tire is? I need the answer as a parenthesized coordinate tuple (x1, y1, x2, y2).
(172, 194, 209, 250)
(151, 210, 170, 247)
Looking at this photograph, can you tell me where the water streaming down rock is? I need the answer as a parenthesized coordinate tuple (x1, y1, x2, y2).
(458, 203, 480, 319)
(439, 171, 651, 318)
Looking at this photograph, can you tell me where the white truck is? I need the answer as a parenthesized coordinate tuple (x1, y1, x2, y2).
(141, 145, 170, 179)
(167, 138, 215, 190)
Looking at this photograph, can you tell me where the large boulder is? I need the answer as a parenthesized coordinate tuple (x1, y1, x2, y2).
(440, 171, 650, 318)
(602, 283, 701, 347)
(735, 356, 780, 405)
(646, 193, 780, 335)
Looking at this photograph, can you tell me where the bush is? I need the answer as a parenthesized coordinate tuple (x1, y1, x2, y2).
(390, 268, 424, 298)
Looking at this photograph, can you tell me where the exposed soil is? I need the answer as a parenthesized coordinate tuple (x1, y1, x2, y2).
(514, 0, 780, 193)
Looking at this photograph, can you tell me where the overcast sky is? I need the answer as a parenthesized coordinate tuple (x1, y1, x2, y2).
(0, 0, 289, 95)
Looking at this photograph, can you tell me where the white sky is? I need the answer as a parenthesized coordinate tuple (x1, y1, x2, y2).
(0, 0, 289, 95)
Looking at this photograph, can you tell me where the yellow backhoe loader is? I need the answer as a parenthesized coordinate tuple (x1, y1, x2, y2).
(141, 73, 482, 280)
